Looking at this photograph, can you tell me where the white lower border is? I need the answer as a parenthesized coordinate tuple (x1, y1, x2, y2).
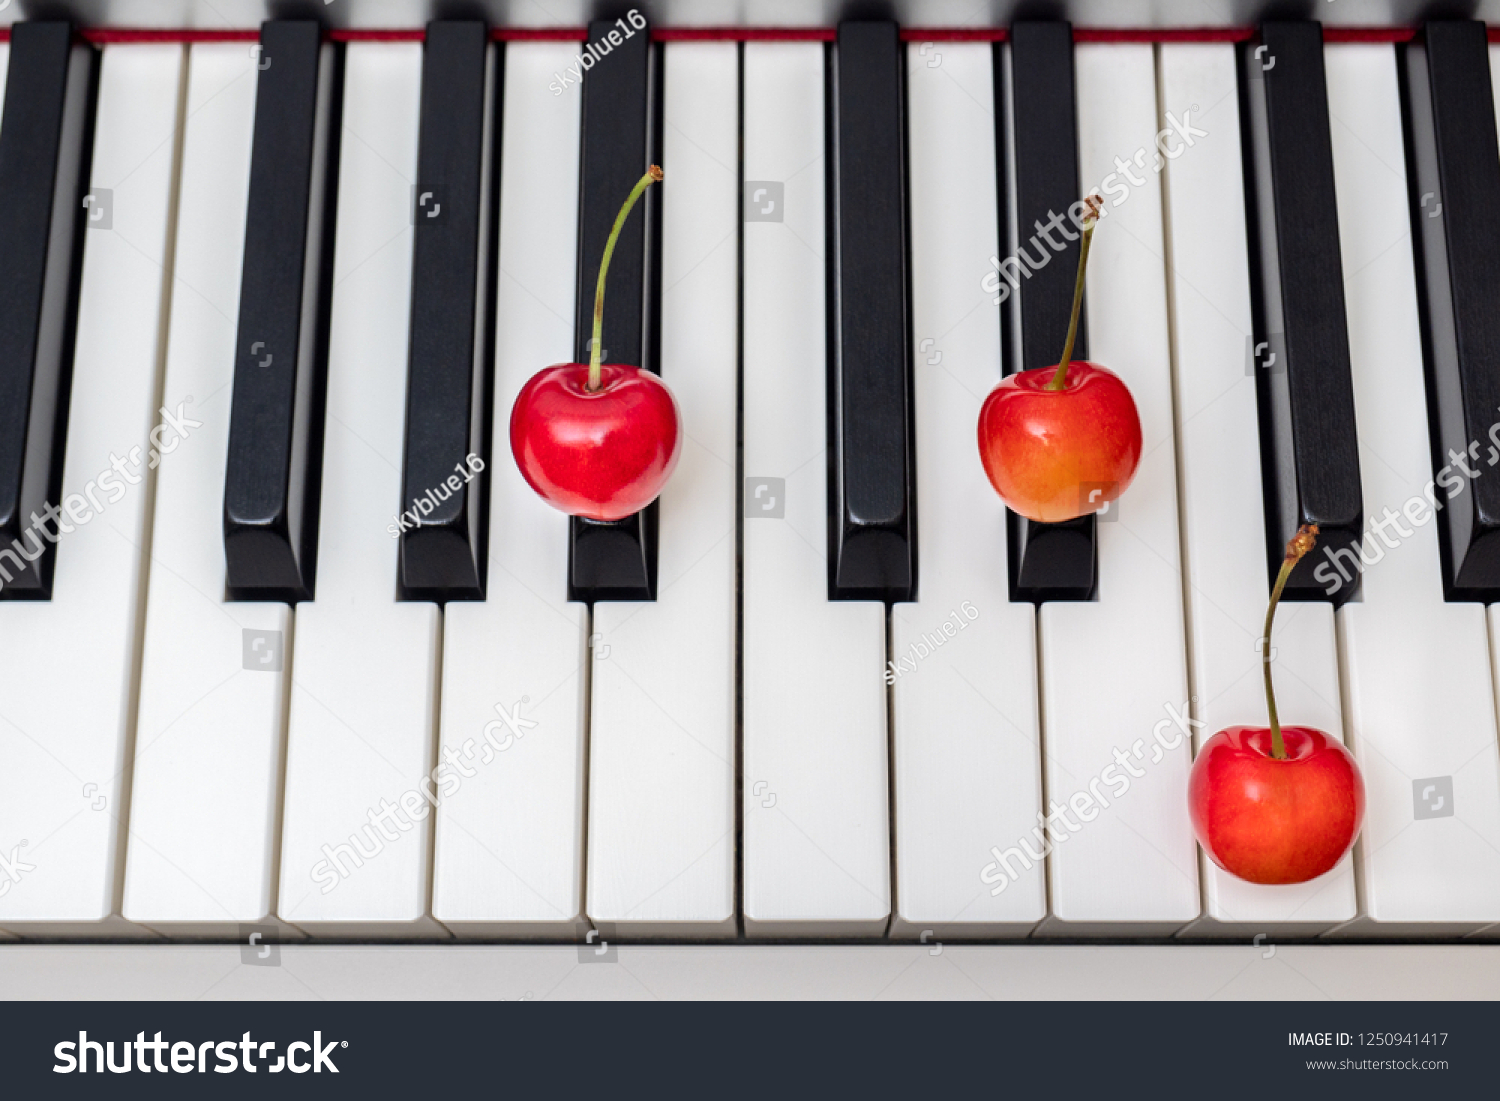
(0, 944, 1496, 1000)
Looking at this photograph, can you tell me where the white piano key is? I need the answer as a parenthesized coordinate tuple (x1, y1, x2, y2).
(431, 42, 588, 940)
(742, 43, 889, 938)
(122, 44, 297, 937)
(1477, 41, 1500, 947)
(1474, 42, 1500, 946)
(1493, 44, 1500, 148)
(1323, 43, 1500, 937)
(585, 42, 737, 938)
(891, 42, 1043, 939)
(1160, 44, 1356, 937)
(1034, 44, 1198, 936)
(0, 44, 182, 938)
(274, 43, 444, 939)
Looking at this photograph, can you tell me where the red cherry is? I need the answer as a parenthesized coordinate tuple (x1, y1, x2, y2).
(1190, 527, 1362, 887)
(1189, 725, 1365, 885)
(977, 361, 1142, 522)
(511, 166, 675, 521)
(510, 363, 681, 522)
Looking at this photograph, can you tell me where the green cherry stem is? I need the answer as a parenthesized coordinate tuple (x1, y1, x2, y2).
(587, 164, 664, 392)
(1263, 524, 1319, 759)
(1046, 195, 1103, 393)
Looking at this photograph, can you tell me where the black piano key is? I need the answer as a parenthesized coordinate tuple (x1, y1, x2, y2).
(1001, 21, 1095, 603)
(826, 20, 915, 603)
(399, 21, 498, 602)
(1401, 21, 1500, 601)
(1240, 21, 1363, 603)
(223, 21, 342, 602)
(568, 17, 661, 603)
(0, 24, 97, 600)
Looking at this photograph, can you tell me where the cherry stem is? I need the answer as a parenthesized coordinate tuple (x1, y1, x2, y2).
(1046, 195, 1102, 393)
(588, 165, 664, 392)
(1263, 524, 1319, 760)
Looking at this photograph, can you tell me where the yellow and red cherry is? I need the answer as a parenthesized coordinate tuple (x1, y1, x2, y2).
(1188, 526, 1366, 885)
(977, 195, 1143, 523)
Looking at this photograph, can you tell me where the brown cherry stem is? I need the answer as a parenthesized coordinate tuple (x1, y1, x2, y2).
(1263, 524, 1319, 759)
(587, 165, 664, 392)
(1045, 194, 1103, 392)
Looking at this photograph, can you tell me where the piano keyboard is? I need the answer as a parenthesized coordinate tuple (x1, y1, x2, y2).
(3, 16, 1500, 946)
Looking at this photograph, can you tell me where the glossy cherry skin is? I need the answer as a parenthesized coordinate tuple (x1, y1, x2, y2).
(510, 363, 682, 522)
(977, 361, 1142, 523)
(1189, 725, 1365, 886)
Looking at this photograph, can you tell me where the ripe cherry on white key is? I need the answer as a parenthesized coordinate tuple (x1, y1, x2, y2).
(1189, 526, 1366, 886)
(1160, 40, 1355, 935)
